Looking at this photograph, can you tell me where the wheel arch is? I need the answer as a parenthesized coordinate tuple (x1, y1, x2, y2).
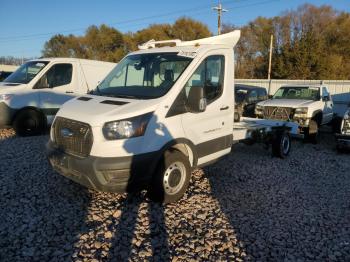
(11, 106, 47, 125)
(156, 138, 198, 170)
(311, 110, 323, 125)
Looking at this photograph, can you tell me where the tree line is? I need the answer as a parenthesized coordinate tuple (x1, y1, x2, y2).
(31, 4, 350, 80)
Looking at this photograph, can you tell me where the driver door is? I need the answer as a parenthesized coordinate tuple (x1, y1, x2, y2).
(181, 54, 233, 165)
(34, 63, 77, 118)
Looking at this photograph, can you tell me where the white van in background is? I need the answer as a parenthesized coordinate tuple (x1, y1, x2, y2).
(0, 58, 115, 136)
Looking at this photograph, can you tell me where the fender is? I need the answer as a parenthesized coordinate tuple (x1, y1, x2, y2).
(11, 106, 47, 126)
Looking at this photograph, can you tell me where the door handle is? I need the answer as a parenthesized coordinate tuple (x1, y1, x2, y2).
(220, 106, 229, 111)
(66, 91, 74, 94)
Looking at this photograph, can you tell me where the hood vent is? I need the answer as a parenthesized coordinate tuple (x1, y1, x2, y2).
(100, 100, 129, 106)
(77, 97, 92, 101)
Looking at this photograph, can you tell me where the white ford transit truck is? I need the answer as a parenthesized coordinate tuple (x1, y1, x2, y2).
(0, 58, 115, 136)
(47, 31, 301, 203)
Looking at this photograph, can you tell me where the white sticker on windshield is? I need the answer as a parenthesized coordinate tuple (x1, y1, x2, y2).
(309, 87, 319, 90)
(35, 63, 46, 67)
(177, 51, 197, 58)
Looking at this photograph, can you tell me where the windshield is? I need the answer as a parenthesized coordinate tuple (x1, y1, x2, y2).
(96, 53, 192, 99)
(3, 61, 49, 84)
(235, 88, 248, 103)
(273, 86, 320, 100)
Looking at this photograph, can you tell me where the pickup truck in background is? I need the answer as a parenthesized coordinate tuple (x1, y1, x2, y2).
(255, 85, 334, 143)
(47, 31, 301, 203)
(336, 106, 350, 152)
(0, 58, 115, 136)
(234, 84, 268, 122)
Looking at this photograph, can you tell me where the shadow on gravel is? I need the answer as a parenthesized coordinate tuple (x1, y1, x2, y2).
(0, 136, 92, 261)
(105, 195, 170, 261)
(205, 138, 350, 261)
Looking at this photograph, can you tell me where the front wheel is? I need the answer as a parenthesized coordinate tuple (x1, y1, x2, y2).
(13, 109, 46, 136)
(148, 150, 191, 204)
(272, 131, 291, 158)
(305, 119, 319, 144)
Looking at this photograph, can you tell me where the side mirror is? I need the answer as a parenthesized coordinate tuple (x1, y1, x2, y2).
(268, 94, 273, 99)
(322, 95, 330, 102)
(187, 86, 207, 113)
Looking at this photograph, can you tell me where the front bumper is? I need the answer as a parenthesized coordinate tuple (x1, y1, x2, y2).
(0, 102, 16, 127)
(46, 140, 158, 193)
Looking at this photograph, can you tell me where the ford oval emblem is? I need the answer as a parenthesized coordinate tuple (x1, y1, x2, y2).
(60, 128, 74, 138)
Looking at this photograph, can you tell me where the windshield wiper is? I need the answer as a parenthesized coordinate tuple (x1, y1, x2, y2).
(110, 94, 139, 99)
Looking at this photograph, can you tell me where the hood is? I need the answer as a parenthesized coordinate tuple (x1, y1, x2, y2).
(57, 95, 160, 127)
(258, 99, 315, 108)
(0, 82, 27, 94)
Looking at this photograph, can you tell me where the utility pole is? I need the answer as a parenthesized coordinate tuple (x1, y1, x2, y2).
(212, 1, 228, 35)
(268, 34, 273, 80)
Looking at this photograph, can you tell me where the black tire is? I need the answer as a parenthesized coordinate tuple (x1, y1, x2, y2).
(305, 119, 319, 144)
(272, 131, 291, 158)
(148, 150, 191, 204)
(13, 109, 46, 136)
(332, 116, 343, 134)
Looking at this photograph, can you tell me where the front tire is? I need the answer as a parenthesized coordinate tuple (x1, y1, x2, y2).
(13, 109, 46, 136)
(305, 119, 319, 144)
(148, 150, 191, 204)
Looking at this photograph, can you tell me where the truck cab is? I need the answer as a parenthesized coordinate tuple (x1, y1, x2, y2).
(0, 58, 115, 136)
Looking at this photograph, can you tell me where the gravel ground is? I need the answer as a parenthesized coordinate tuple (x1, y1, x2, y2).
(0, 128, 349, 261)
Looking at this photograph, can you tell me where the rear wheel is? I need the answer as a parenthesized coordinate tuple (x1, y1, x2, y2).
(272, 131, 291, 158)
(13, 109, 46, 136)
(148, 150, 191, 204)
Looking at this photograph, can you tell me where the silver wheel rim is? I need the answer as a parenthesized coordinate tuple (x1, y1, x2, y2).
(163, 161, 186, 195)
(282, 135, 290, 154)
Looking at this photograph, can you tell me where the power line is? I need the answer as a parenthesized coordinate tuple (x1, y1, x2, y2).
(213, 1, 229, 35)
(0, 0, 280, 46)
(0, 0, 274, 42)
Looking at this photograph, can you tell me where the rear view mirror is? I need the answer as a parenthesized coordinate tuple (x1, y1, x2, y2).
(187, 86, 207, 113)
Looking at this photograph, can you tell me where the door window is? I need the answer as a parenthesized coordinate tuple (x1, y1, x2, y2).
(185, 55, 225, 104)
(257, 88, 267, 100)
(248, 90, 258, 102)
(34, 63, 72, 89)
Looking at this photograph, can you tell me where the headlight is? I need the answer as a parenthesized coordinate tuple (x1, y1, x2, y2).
(294, 107, 308, 115)
(295, 107, 308, 114)
(0, 94, 13, 101)
(255, 104, 263, 114)
(102, 112, 153, 140)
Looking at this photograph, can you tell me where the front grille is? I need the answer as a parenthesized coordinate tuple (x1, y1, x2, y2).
(53, 117, 93, 157)
(263, 106, 294, 121)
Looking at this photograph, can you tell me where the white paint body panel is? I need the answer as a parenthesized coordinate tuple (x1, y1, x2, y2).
(0, 58, 115, 124)
(52, 31, 299, 167)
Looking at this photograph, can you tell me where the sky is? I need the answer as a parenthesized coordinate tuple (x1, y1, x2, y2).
(0, 0, 349, 58)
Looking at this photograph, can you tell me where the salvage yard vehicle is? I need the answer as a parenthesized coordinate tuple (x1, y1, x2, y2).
(255, 85, 334, 142)
(0, 58, 115, 136)
(234, 84, 268, 122)
(47, 31, 301, 203)
(336, 107, 350, 152)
